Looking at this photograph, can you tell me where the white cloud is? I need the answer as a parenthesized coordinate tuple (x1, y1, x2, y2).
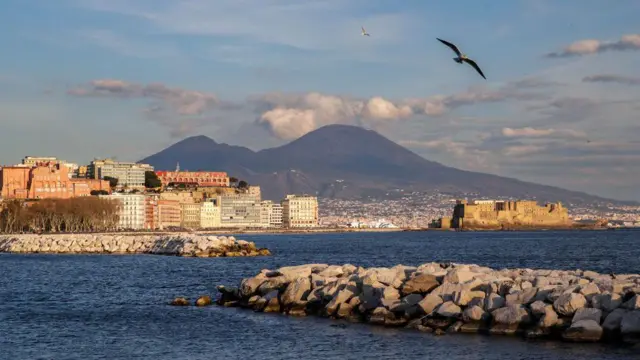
(501, 127, 585, 138)
(547, 34, 640, 58)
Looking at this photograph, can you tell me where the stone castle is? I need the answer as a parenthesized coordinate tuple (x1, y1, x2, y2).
(438, 199, 572, 229)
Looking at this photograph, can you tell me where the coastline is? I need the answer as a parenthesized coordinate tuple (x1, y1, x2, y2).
(208, 262, 640, 345)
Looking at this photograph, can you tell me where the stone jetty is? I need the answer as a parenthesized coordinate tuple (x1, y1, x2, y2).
(214, 262, 640, 344)
(0, 233, 271, 257)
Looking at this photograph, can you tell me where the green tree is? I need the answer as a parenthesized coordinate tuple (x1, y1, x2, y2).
(145, 171, 162, 188)
(238, 180, 248, 189)
(90, 190, 109, 196)
(229, 177, 238, 185)
(103, 176, 118, 188)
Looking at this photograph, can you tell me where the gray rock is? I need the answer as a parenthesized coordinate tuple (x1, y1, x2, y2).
(562, 320, 603, 342)
(553, 293, 587, 316)
(485, 293, 506, 312)
(436, 301, 462, 318)
(417, 293, 443, 315)
(620, 310, 640, 337)
(592, 293, 623, 312)
(280, 276, 311, 308)
(492, 304, 531, 325)
(602, 308, 627, 333)
(572, 307, 602, 324)
(622, 294, 640, 310)
(463, 305, 488, 322)
(401, 274, 439, 295)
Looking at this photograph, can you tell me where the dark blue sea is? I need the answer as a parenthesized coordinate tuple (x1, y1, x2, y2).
(1, 230, 639, 360)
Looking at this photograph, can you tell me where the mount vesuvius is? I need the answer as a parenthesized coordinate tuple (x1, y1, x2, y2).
(139, 124, 631, 205)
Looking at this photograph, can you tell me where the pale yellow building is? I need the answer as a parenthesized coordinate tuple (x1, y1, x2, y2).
(281, 194, 319, 228)
(261, 200, 283, 228)
(181, 203, 202, 229)
(201, 201, 221, 228)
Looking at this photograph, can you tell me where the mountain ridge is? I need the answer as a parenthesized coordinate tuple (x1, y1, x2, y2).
(140, 124, 636, 206)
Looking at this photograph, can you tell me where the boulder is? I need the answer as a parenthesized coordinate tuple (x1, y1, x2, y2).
(170, 297, 189, 306)
(436, 301, 462, 318)
(492, 304, 531, 326)
(444, 268, 476, 284)
(417, 293, 443, 315)
(195, 295, 212, 307)
(401, 274, 439, 295)
(602, 308, 627, 334)
(485, 293, 506, 312)
(325, 289, 355, 316)
(620, 310, 640, 340)
(453, 290, 485, 307)
(562, 320, 603, 342)
(463, 305, 488, 322)
(553, 293, 587, 316)
(592, 293, 623, 312)
(572, 308, 602, 324)
(281, 276, 312, 308)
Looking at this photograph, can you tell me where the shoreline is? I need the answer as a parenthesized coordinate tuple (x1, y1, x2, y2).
(0, 225, 614, 237)
(207, 262, 640, 345)
(0, 233, 271, 257)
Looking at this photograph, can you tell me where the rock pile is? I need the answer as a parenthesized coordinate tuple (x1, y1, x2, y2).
(0, 233, 271, 257)
(214, 263, 640, 344)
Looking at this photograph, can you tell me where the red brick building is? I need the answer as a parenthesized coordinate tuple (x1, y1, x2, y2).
(155, 171, 229, 188)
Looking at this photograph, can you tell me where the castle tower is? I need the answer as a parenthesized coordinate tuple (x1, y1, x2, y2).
(175, 162, 180, 172)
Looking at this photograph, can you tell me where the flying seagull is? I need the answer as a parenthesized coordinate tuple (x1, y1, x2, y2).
(361, 26, 370, 36)
(437, 38, 486, 80)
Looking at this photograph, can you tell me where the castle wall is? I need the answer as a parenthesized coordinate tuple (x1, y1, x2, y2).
(451, 200, 572, 229)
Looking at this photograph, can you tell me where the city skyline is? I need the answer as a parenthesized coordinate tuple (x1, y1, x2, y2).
(1, 1, 639, 200)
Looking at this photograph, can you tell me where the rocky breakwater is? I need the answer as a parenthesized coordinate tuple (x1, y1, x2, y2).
(0, 233, 271, 257)
(215, 263, 640, 344)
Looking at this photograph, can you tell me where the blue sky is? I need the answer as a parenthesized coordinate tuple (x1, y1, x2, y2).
(1, 0, 639, 200)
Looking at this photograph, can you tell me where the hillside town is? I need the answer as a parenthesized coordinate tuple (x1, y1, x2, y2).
(0, 157, 318, 231)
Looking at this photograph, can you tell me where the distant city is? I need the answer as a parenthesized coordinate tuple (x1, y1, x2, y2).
(0, 156, 638, 231)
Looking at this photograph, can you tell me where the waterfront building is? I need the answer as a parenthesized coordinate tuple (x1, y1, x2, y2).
(144, 194, 159, 230)
(260, 200, 283, 228)
(181, 202, 203, 229)
(201, 200, 221, 228)
(88, 159, 153, 190)
(217, 192, 262, 228)
(281, 194, 319, 228)
(99, 193, 146, 230)
(158, 200, 181, 229)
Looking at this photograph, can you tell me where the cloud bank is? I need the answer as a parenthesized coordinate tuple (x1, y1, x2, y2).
(583, 74, 640, 85)
(546, 34, 640, 58)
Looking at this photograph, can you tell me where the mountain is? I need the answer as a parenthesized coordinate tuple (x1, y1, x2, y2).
(140, 125, 635, 206)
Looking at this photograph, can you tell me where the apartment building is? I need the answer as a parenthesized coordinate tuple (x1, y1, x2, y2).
(201, 200, 221, 228)
(88, 159, 153, 190)
(260, 200, 283, 228)
(181, 203, 202, 229)
(99, 193, 146, 230)
(144, 194, 159, 230)
(22, 157, 80, 179)
(281, 194, 319, 228)
(158, 199, 181, 229)
(217, 192, 262, 228)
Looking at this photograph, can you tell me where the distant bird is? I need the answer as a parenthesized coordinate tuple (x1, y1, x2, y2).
(437, 38, 486, 80)
(361, 26, 370, 36)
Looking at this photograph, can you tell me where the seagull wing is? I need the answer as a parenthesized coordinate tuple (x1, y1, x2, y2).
(362, 26, 366, 34)
(437, 38, 461, 56)
(462, 58, 486, 79)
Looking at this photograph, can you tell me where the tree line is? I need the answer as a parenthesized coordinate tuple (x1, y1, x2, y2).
(0, 197, 121, 233)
